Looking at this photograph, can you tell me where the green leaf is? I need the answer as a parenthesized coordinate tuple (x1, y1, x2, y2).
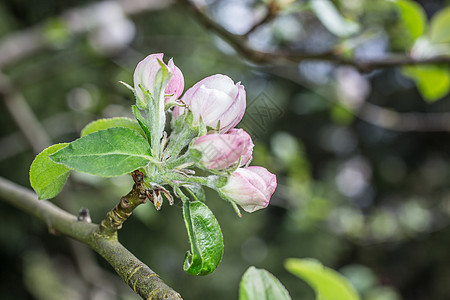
(430, 6, 450, 44)
(285, 258, 361, 300)
(239, 266, 292, 300)
(394, 0, 426, 41)
(310, 0, 359, 37)
(80, 117, 145, 138)
(50, 127, 154, 177)
(132, 105, 152, 144)
(30, 143, 71, 200)
(183, 200, 223, 276)
(402, 65, 450, 102)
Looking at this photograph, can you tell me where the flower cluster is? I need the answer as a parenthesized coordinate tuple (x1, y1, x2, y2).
(132, 53, 276, 214)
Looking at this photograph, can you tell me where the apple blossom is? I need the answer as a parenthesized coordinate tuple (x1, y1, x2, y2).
(190, 128, 254, 170)
(173, 74, 246, 133)
(218, 166, 277, 213)
(133, 53, 184, 108)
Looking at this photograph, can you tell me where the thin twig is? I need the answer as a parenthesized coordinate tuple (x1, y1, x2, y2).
(179, 0, 450, 72)
(242, 1, 279, 37)
(0, 176, 182, 300)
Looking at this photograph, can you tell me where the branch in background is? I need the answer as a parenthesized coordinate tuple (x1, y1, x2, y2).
(0, 176, 182, 300)
(268, 66, 450, 133)
(179, 0, 450, 133)
(0, 73, 52, 153)
(242, 0, 279, 37)
(178, 0, 450, 72)
(358, 102, 450, 132)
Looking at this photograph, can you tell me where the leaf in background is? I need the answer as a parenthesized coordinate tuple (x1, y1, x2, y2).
(183, 200, 223, 276)
(394, 0, 426, 42)
(430, 6, 450, 44)
(30, 143, 70, 200)
(50, 127, 153, 177)
(132, 105, 152, 144)
(285, 258, 361, 300)
(331, 104, 354, 125)
(402, 65, 450, 102)
(310, 0, 359, 37)
(239, 266, 292, 300)
(80, 117, 145, 137)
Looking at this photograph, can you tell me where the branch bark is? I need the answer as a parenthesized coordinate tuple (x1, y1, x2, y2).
(0, 176, 182, 300)
(178, 0, 450, 72)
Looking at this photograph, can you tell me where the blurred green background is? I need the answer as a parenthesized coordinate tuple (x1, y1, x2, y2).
(1, 0, 450, 299)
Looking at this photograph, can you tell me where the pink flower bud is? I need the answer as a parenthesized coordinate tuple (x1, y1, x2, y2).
(165, 58, 184, 102)
(191, 128, 254, 170)
(173, 74, 246, 133)
(219, 166, 277, 213)
(133, 53, 184, 106)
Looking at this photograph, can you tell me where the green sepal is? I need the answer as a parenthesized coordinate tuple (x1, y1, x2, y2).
(132, 105, 152, 144)
(239, 266, 291, 300)
(172, 108, 194, 134)
(80, 117, 145, 138)
(165, 113, 198, 160)
(183, 200, 223, 276)
(50, 127, 155, 177)
(285, 258, 361, 300)
(189, 148, 202, 162)
(118, 80, 135, 93)
(30, 143, 71, 200)
(135, 83, 149, 110)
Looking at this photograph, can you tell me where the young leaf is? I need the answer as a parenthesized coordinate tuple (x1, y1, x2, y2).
(81, 117, 145, 138)
(50, 127, 154, 177)
(285, 258, 361, 300)
(310, 0, 359, 37)
(183, 200, 223, 276)
(239, 266, 292, 300)
(429, 6, 450, 44)
(30, 143, 71, 200)
(132, 105, 152, 144)
(402, 65, 450, 102)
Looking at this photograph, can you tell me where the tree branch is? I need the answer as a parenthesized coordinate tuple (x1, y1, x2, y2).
(242, 0, 279, 38)
(0, 176, 182, 300)
(179, 0, 450, 72)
